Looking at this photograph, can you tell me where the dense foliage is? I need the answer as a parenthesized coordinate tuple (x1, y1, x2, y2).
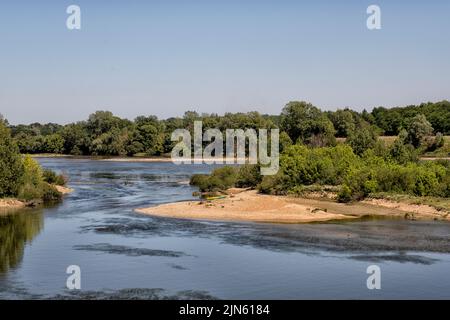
(371, 101, 450, 135)
(3, 100, 450, 203)
(8, 100, 449, 157)
(190, 141, 450, 202)
(0, 121, 65, 202)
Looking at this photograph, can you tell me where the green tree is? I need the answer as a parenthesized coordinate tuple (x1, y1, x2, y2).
(329, 109, 356, 137)
(390, 130, 418, 164)
(346, 126, 378, 156)
(406, 114, 434, 148)
(44, 134, 65, 154)
(61, 123, 90, 155)
(280, 101, 335, 146)
(132, 116, 165, 155)
(0, 122, 24, 197)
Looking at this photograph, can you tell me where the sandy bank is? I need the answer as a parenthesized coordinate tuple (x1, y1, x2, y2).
(0, 198, 26, 209)
(55, 185, 74, 194)
(362, 198, 449, 220)
(0, 185, 73, 210)
(136, 189, 450, 224)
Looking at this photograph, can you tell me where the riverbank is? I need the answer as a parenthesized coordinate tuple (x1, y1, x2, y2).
(29, 153, 450, 163)
(29, 154, 259, 163)
(0, 185, 74, 210)
(0, 198, 26, 209)
(54, 185, 74, 194)
(135, 189, 450, 223)
(98, 157, 253, 163)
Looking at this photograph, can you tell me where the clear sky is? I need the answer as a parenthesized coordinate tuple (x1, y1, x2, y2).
(1, 0, 449, 124)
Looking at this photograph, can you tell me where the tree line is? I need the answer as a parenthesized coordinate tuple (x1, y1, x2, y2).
(3, 100, 449, 157)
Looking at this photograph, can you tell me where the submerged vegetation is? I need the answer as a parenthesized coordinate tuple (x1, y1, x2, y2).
(0, 119, 66, 204)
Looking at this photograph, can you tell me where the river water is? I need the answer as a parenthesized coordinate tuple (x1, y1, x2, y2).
(1, 158, 450, 299)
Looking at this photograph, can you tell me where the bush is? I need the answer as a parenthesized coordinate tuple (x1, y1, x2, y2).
(43, 169, 67, 186)
(18, 156, 44, 201)
(17, 182, 43, 201)
(341, 160, 448, 200)
(389, 137, 419, 164)
(426, 132, 445, 152)
(42, 183, 62, 202)
(190, 166, 238, 192)
(258, 173, 288, 195)
(438, 174, 450, 197)
(189, 174, 208, 188)
(279, 144, 359, 189)
(236, 164, 262, 188)
(337, 185, 353, 203)
(17, 156, 64, 202)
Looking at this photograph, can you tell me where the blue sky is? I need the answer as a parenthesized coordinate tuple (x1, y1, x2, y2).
(1, 0, 449, 124)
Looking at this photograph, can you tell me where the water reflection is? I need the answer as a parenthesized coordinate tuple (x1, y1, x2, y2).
(0, 210, 43, 273)
(1, 158, 450, 299)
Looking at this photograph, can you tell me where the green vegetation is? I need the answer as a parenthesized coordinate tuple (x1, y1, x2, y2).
(280, 101, 336, 147)
(190, 164, 263, 192)
(0, 118, 24, 197)
(190, 139, 450, 204)
(8, 100, 450, 158)
(371, 101, 450, 135)
(0, 120, 66, 203)
(43, 169, 67, 186)
(3, 100, 450, 206)
(423, 135, 450, 157)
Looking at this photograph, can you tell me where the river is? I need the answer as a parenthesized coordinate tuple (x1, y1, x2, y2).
(1, 158, 450, 299)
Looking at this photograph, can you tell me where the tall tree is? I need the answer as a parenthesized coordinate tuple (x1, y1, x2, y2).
(0, 121, 24, 197)
(280, 101, 335, 146)
(406, 114, 434, 148)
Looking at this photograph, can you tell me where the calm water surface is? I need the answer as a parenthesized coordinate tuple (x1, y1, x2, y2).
(1, 158, 450, 299)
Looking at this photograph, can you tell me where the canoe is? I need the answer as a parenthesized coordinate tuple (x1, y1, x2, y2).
(204, 195, 227, 201)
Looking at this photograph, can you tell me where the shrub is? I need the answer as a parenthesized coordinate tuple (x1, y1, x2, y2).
(17, 156, 44, 201)
(17, 182, 43, 201)
(389, 137, 419, 164)
(426, 132, 445, 152)
(341, 160, 448, 200)
(189, 174, 208, 188)
(236, 164, 262, 188)
(258, 173, 288, 195)
(438, 174, 450, 197)
(337, 185, 353, 203)
(279, 144, 359, 188)
(43, 169, 67, 186)
(42, 183, 62, 202)
(190, 166, 238, 192)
